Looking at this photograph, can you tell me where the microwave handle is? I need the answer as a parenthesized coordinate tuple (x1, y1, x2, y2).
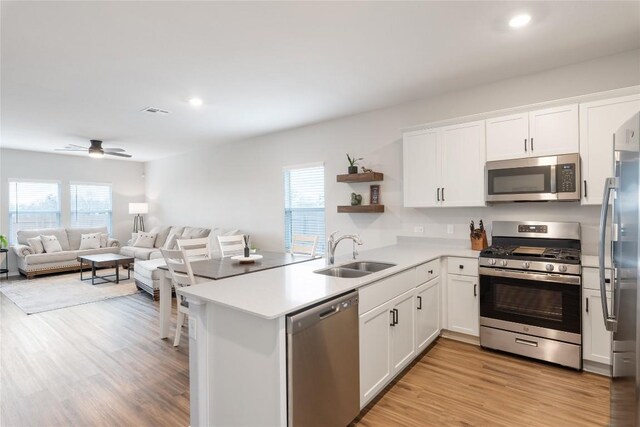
(550, 164, 557, 194)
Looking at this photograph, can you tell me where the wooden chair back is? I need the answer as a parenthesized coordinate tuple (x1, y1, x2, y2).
(177, 237, 211, 260)
(291, 234, 318, 256)
(160, 248, 197, 289)
(217, 234, 245, 257)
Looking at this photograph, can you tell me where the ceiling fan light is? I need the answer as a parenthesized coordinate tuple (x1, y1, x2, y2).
(88, 148, 104, 158)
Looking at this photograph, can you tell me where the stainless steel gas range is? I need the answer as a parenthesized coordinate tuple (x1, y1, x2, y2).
(479, 221, 582, 369)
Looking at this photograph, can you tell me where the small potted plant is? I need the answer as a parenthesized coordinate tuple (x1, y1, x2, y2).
(0, 235, 7, 249)
(346, 154, 363, 174)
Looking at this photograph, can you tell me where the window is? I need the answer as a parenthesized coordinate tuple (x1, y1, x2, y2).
(284, 164, 325, 254)
(8, 180, 61, 244)
(70, 182, 112, 232)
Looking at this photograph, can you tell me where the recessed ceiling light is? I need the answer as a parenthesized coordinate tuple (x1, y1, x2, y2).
(189, 98, 203, 107)
(509, 14, 531, 28)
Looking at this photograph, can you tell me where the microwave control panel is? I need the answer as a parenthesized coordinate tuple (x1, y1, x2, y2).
(558, 163, 576, 193)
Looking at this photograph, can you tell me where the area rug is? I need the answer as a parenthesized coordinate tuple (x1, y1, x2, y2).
(0, 270, 140, 315)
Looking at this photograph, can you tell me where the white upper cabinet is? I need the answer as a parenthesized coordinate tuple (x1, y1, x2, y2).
(403, 120, 486, 208)
(528, 104, 579, 157)
(403, 129, 440, 207)
(579, 94, 640, 205)
(486, 104, 578, 161)
(486, 113, 529, 161)
(440, 121, 486, 207)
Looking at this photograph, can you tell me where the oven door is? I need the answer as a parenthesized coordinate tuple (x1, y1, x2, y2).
(486, 157, 557, 202)
(479, 267, 581, 344)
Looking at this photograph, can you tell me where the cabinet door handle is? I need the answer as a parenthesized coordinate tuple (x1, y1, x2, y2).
(390, 310, 395, 327)
(530, 137, 534, 152)
(394, 308, 399, 325)
(442, 187, 445, 202)
(605, 278, 611, 284)
(437, 188, 440, 202)
(428, 269, 433, 275)
(524, 138, 527, 152)
(584, 180, 588, 198)
(417, 296, 422, 310)
(473, 284, 477, 297)
(459, 264, 464, 270)
(586, 298, 589, 313)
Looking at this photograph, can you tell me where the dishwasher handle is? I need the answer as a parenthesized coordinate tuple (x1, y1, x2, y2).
(287, 291, 359, 334)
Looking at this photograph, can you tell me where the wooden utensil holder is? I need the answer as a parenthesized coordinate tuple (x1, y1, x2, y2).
(470, 230, 488, 251)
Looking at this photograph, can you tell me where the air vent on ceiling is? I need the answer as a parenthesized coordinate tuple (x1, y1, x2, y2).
(140, 106, 170, 114)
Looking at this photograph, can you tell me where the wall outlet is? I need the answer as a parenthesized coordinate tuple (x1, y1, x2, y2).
(413, 225, 424, 233)
(447, 224, 454, 234)
(189, 317, 197, 340)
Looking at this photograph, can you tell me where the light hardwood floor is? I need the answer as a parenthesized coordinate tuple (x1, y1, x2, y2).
(1, 280, 610, 427)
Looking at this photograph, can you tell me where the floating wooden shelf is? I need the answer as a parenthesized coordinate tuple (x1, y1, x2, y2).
(336, 172, 384, 183)
(337, 205, 385, 213)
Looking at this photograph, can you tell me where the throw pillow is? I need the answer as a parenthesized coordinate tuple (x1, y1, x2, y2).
(40, 235, 63, 253)
(100, 233, 109, 248)
(133, 232, 157, 249)
(79, 232, 101, 250)
(163, 233, 179, 250)
(27, 236, 45, 254)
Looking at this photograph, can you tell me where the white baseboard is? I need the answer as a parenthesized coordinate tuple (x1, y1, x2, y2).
(440, 330, 480, 346)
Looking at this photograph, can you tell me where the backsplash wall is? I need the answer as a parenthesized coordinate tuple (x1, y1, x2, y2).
(145, 50, 638, 258)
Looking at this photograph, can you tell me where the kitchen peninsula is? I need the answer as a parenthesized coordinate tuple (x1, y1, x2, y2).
(177, 241, 479, 427)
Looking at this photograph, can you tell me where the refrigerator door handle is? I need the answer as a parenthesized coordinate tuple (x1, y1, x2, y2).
(599, 177, 618, 332)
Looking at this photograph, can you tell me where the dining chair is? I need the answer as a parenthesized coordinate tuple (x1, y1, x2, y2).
(217, 234, 245, 257)
(291, 234, 318, 256)
(160, 247, 198, 347)
(177, 237, 211, 260)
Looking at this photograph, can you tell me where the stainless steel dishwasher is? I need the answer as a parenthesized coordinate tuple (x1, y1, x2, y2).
(287, 290, 359, 427)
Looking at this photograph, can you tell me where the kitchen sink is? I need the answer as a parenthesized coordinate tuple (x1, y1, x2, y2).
(314, 267, 372, 278)
(340, 261, 396, 273)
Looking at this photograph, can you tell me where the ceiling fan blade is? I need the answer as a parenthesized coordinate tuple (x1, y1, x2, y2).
(55, 148, 87, 151)
(103, 148, 125, 152)
(105, 152, 132, 158)
(66, 144, 87, 149)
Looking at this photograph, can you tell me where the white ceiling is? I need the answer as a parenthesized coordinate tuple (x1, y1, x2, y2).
(1, 1, 639, 162)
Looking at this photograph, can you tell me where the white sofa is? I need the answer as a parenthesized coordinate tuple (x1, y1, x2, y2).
(13, 227, 120, 279)
(132, 226, 239, 300)
(120, 225, 211, 261)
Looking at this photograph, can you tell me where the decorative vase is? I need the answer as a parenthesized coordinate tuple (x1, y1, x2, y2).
(348, 166, 358, 174)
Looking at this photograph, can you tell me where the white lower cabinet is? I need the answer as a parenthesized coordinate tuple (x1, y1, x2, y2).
(390, 290, 417, 373)
(583, 289, 612, 366)
(446, 274, 479, 337)
(415, 277, 440, 352)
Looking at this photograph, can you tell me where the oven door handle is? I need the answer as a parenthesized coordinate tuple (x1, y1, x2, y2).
(478, 267, 581, 285)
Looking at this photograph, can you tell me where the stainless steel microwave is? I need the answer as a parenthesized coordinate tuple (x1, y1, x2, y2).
(486, 153, 581, 202)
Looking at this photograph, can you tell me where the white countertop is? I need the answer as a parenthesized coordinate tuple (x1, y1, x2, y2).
(177, 242, 480, 320)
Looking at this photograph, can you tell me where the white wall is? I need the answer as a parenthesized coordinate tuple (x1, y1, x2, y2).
(146, 49, 640, 258)
(0, 148, 145, 275)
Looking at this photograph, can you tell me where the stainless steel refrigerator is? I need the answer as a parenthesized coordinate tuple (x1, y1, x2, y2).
(599, 111, 640, 426)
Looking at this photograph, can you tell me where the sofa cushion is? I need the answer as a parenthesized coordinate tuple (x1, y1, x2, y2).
(40, 235, 63, 253)
(149, 226, 172, 248)
(79, 233, 101, 250)
(18, 228, 70, 251)
(100, 233, 108, 248)
(163, 233, 180, 250)
(133, 232, 156, 248)
(134, 258, 167, 281)
(24, 250, 78, 265)
(27, 236, 44, 254)
(181, 227, 210, 239)
(67, 227, 109, 250)
(120, 246, 158, 261)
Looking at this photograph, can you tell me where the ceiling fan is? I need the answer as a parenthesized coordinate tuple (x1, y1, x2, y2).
(55, 140, 132, 158)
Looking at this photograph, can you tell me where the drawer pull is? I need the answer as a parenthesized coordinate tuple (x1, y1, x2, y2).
(515, 338, 538, 347)
(428, 269, 433, 275)
(459, 264, 464, 269)
(417, 296, 422, 310)
(605, 278, 611, 284)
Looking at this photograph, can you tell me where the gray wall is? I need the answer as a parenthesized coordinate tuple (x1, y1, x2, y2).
(0, 148, 145, 275)
(145, 50, 639, 258)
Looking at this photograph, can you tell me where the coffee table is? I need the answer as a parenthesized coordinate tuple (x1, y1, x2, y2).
(78, 253, 134, 285)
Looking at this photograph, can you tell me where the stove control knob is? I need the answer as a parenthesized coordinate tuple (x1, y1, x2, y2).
(558, 265, 567, 273)
(522, 261, 530, 269)
(488, 259, 496, 266)
(546, 264, 555, 272)
(500, 260, 508, 267)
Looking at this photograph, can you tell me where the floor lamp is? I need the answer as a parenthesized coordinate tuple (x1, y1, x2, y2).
(129, 203, 148, 233)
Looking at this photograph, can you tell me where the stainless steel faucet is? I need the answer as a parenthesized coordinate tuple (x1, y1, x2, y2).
(327, 231, 363, 264)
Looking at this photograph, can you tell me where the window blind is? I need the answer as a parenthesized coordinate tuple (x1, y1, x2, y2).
(284, 165, 325, 254)
(8, 180, 61, 244)
(70, 183, 112, 232)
